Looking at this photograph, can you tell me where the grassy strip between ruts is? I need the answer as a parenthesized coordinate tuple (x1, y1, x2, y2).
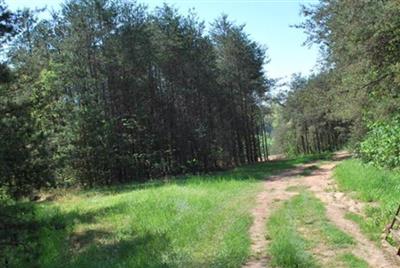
(334, 159, 400, 242)
(266, 191, 365, 268)
(2, 153, 331, 268)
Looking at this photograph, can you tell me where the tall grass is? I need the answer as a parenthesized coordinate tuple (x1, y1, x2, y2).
(32, 179, 260, 267)
(334, 159, 400, 241)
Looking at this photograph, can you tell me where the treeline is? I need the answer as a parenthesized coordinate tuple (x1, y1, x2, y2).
(272, 73, 350, 155)
(0, 0, 270, 198)
(273, 0, 400, 167)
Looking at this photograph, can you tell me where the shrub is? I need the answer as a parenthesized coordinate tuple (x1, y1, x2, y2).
(359, 115, 400, 169)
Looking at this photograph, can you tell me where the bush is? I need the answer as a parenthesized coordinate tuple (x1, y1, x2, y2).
(359, 115, 400, 169)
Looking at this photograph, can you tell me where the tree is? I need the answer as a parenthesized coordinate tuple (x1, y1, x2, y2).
(211, 15, 269, 165)
(272, 0, 400, 165)
(273, 73, 350, 155)
(299, 0, 400, 139)
(2, 0, 272, 192)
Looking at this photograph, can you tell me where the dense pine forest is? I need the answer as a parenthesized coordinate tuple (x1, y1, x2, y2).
(1, 0, 271, 198)
(1, 0, 400, 267)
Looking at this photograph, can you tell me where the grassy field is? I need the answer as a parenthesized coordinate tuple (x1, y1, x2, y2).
(3, 154, 331, 268)
(334, 159, 400, 242)
(36, 179, 258, 267)
(266, 191, 366, 268)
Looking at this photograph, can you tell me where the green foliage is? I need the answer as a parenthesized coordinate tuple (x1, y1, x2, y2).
(297, 0, 400, 167)
(272, 73, 350, 156)
(359, 115, 400, 169)
(3, 0, 271, 189)
(0, 92, 53, 198)
(334, 159, 400, 241)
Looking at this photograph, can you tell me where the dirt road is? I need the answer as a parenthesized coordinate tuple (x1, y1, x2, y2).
(243, 152, 400, 268)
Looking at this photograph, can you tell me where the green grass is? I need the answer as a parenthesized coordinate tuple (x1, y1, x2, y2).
(35, 179, 259, 268)
(214, 152, 332, 181)
(334, 159, 400, 241)
(266, 191, 355, 268)
(2, 154, 331, 268)
(344, 212, 379, 242)
(337, 253, 369, 268)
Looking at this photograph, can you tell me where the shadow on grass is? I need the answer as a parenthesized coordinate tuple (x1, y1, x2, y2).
(64, 231, 172, 268)
(7, 201, 171, 267)
(41, 201, 233, 267)
(65, 228, 237, 267)
(299, 165, 320, 176)
(0, 198, 150, 265)
(208, 152, 332, 181)
(74, 153, 333, 197)
(44, 202, 251, 267)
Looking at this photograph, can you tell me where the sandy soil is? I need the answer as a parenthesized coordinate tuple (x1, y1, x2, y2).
(243, 151, 400, 268)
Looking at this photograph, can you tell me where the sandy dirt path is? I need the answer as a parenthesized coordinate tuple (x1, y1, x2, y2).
(243, 151, 400, 268)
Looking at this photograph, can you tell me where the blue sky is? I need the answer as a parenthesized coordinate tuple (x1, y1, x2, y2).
(6, 0, 321, 81)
